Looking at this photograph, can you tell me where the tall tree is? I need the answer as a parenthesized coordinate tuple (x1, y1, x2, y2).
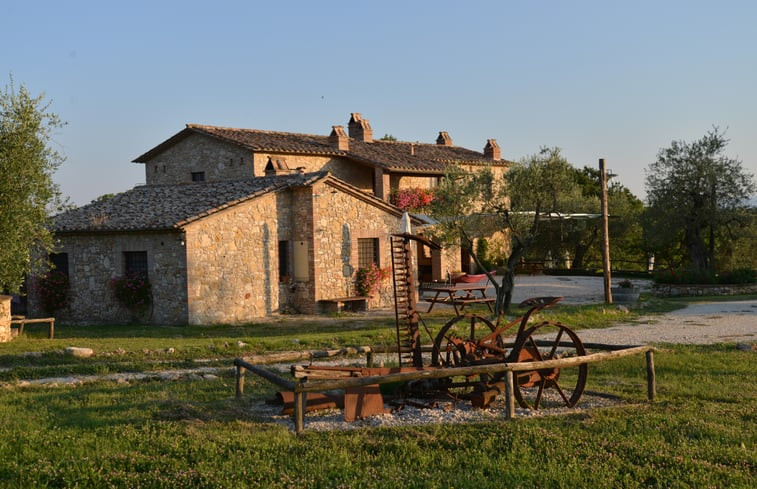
(0, 78, 66, 293)
(645, 128, 755, 273)
(429, 147, 580, 315)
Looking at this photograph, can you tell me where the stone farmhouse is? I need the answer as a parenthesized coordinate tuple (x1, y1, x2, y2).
(32, 113, 510, 325)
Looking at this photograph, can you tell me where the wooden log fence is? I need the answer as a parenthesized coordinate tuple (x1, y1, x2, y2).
(234, 344, 657, 434)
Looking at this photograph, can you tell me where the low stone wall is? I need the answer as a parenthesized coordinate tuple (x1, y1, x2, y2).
(653, 283, 757, 297)
(0, 295, 11, 343)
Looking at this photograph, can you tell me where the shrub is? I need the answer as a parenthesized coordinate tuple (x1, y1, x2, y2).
(36, 270, 69, 315)
(109, 272, 152, 312)
(653, 267, 756, 285)
(355, 263, 390, 297)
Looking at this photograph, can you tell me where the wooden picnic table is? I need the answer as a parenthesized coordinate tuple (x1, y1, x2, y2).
(419, 282, 494, 315)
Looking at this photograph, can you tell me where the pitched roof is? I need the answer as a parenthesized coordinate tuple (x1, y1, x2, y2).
(133, 124, 510, 174)
(53, 173, 328, 233)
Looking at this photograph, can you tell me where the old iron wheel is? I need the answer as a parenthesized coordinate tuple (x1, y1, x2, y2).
(510, 321, 588, 410)
(429, 314, 506, 399)
(431, 314, 504, 368)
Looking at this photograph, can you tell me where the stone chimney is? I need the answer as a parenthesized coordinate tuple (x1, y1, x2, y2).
(348, 113, 373, 142)
(436, 131, 453, 146)
(264, 157, 291, 176)
(484, 139, 501, 160)
(329, 125, 349, 151)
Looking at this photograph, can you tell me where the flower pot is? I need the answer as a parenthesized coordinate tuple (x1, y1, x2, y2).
(612, 287, 640, 305)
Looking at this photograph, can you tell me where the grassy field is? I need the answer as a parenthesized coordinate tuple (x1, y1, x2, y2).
(0, 299, 754, 487)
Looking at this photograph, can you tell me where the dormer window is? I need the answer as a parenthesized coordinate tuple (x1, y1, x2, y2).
(191, 171, 205, 182)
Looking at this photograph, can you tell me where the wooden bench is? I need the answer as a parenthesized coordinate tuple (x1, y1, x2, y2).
(318, 296, 368, 313)
(10, 315, 55, 339)
(517, 260, 545, 275)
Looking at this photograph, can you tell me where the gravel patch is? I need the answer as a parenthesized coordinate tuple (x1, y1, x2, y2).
(252, 391, 621, 432)
(575, 299, 757, 346)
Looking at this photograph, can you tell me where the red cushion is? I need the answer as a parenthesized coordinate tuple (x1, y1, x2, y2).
(452, 273, 488, 284)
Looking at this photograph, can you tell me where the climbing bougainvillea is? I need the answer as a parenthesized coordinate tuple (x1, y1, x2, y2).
(355, 263, 391, 297)
(109, 272, 152, 313)
(36, 270, 69, 315)
(390, 187, 434, 212)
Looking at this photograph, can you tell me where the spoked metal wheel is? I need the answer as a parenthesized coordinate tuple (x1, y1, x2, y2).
(431, 314, 505, 368)
(429, 314, 506, 402)
(511, 321, 588, 410)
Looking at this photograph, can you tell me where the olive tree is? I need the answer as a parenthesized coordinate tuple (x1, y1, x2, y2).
(428, 147, 581, 315)
(645, 128, 755, 273)
(0, 78, 66, 293)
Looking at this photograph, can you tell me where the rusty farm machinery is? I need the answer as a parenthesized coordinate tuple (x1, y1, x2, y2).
(234, 233, 657, 432)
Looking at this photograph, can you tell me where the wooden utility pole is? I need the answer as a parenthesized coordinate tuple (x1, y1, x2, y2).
(600, 158, 612, 304)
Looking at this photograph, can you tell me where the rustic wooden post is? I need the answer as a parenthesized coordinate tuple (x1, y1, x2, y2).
(366, 351, 374, 368)
(48, 319, 54, 339)
(645, 350, 656, 401)
(504, 370, 515, 420)
(600, 158, 613, 304)
(294, 381, 307, 434)
(235, 364, 245, 399)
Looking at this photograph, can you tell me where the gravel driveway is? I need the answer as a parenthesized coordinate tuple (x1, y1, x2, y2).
(507, 275, 756, 345)
(577, 299, 757, 346)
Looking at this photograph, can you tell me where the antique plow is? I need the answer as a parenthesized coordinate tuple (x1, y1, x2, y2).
(288, 233, 589, 418)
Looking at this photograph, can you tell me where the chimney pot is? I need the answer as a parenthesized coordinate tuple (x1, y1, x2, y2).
(348, 112, 373, 143)
(484, 139, 501, 160)
(436, 131, 453, 146)
(329, 125, 349, 151)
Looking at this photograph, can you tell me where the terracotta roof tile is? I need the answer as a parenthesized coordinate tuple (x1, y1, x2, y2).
(134, 124, 511, 174)
(54, 173, 327, 233)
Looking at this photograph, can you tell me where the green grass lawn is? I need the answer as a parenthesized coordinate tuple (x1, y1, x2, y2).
(0, 298, 754, 487)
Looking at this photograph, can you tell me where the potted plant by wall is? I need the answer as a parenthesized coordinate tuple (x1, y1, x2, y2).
(612, 279, 640, 305)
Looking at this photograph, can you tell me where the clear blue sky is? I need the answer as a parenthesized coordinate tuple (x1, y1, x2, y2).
(3, 0, 755, 206)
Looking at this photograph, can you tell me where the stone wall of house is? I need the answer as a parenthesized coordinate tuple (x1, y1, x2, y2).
(312, 180, 403, 309)
(289, 186, 316, 314)
(391, 174, 439, 191)
(0, 295, 10, 343)
(184, 191, 296, 323)
(28, 231, 189, 324)
(252, 153, 374, 192)
(145, 133, 255, 185)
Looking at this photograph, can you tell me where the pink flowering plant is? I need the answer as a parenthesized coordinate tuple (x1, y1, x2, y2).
(355, 263, 391, 297)
(390, 187, 434, 212)
(36, 270, 69, 315)
(109, 272, 152, 313)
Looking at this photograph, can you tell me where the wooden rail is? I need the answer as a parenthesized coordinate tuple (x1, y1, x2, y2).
(234, 344, 657, 433)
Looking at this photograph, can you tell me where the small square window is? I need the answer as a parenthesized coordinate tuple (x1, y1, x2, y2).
(191, 171, 205, 182)
(358, 238, 379, 269)
(50, 252, 69, 277)
(124, 251, 148, 276)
